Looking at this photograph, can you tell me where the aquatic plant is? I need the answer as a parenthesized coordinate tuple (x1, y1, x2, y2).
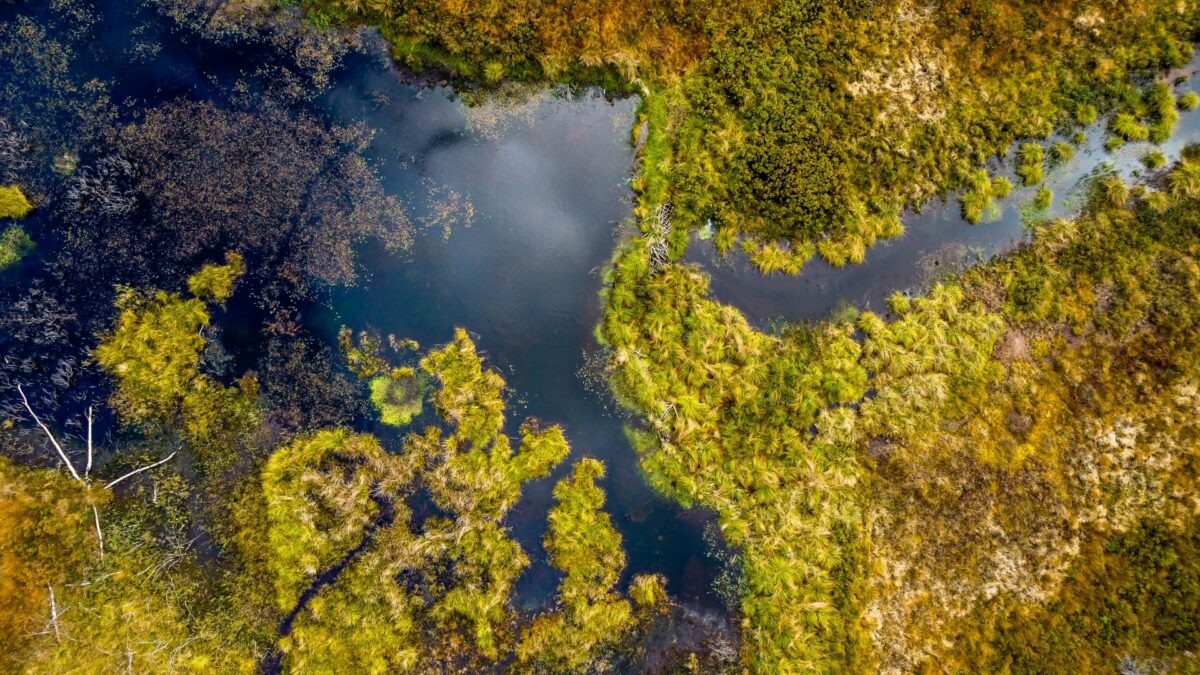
(960, 170, 1009, 224)
(262, 429, 394, 610)
(187, 252, 246, 303)
(1180, 91, 1200, 111)
(518, 458, 644, 670)
(94, 255, 258, 456)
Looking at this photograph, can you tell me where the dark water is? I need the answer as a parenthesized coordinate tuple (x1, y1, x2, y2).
(692, 59, 1200, 326)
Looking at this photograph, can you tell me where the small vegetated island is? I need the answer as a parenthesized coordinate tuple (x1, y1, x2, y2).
(2, 0, 1200, 673)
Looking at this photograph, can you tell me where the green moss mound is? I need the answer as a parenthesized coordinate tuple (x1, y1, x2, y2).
(368, 368, 425, 427)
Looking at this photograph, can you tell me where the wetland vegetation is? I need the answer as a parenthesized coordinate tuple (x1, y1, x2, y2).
(2, 0, 1200, 673)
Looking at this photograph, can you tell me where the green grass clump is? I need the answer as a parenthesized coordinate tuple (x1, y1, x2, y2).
(1051, 141, 1075, 165)
(1143, 149, 1168, 170)
(1016, 143, 1045, 186)
(1179, 91, 1200, 111)
(0, 225, 34, 270)
(1032, 185, 1053, 211)
(961, 170, 1009, 224)
(0, 185, 33, 219)
(1111, 113, 1150, 142)
(1075, 103, 1098, 125)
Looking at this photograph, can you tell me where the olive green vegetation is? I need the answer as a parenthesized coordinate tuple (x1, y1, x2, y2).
(0, 225, 34, 270)
(600, 159, 1200, 670)
(1144, 149, 1169, 170)
(93, 260, 259, 463)
(1182, 90, 1200, 111)
(948, 520, 1200, 673)
(6, 255, 665, 671)
(0, 185, 33, 219)
(300, 0, 1200, 273)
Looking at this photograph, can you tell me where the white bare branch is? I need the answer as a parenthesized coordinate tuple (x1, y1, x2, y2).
(48, 585, 60, 643)
(104, 452, 177, 490)
(92, 505, 104, 561)
(16, 384, 82, 483)
(85, 406, 94, 479)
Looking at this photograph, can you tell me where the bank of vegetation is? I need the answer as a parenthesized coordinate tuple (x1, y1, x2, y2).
(599, 159, 1200, 670)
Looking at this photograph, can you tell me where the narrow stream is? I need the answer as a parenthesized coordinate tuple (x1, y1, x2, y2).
(691, 59, 1200, 325)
